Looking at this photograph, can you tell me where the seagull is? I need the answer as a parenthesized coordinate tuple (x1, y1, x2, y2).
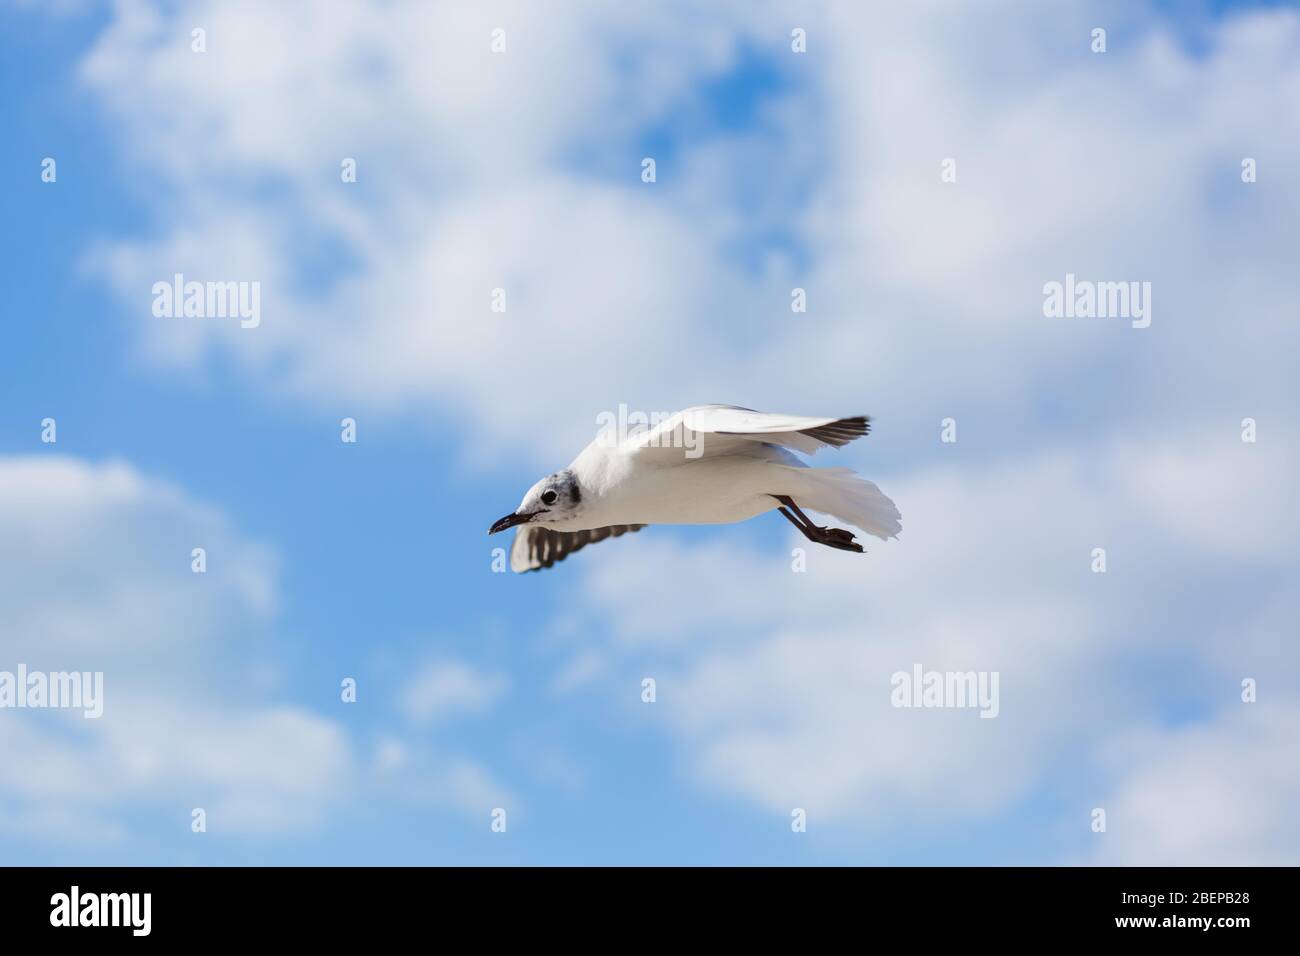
(488, 405, 901, 573)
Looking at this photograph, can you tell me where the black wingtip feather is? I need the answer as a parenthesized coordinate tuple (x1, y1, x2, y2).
(800, 415, 871, 447)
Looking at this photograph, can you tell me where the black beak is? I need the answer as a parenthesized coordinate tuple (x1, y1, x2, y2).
(488, 510, 539, 535)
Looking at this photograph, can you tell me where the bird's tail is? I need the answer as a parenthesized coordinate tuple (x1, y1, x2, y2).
(784, 466, 902, 541)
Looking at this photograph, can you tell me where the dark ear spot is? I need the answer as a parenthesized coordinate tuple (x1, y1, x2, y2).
(570, 483, 581, 504)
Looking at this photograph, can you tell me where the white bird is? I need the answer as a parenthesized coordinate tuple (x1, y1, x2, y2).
(488, 405, 902, 573)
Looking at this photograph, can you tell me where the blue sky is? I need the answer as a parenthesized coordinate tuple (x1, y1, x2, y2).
(2, 0, 1299, 866)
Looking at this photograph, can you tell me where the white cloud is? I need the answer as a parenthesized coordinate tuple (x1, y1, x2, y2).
(0, 702, 352, 836)
(400, 659, 508, 724)
(547, 649, 608, 697)
(73, 0, 794, 463)
(1089, 704, 1300, 865)
(0, 455, 274, 667)
(0, 455, 345, 838)
(73, 1, 1300, 469)
(370, 739, 516, 819)
(0, 456, 510, 843)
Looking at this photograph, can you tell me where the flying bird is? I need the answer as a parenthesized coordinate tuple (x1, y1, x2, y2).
(489, 405, 901, 572)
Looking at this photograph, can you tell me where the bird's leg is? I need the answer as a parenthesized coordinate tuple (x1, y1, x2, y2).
(776, 505, 820, 542)
(771, 496, 864, 553)
(775, 496, 818, 529)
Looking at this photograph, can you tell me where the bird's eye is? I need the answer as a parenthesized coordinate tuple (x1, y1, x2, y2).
(541, 490, 558, 506)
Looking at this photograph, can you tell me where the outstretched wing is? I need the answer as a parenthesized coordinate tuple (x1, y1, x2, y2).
(625, 405, 870, 459)
(510, 523, 646, 573)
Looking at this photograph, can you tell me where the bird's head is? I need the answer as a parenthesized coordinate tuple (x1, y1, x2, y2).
(488, 469, 584, 534)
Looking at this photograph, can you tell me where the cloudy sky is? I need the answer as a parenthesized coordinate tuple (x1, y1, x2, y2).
(2, 0, 1298, 865)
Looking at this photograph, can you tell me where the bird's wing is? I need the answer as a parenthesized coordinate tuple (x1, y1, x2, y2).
(624, 405, 870, 458)
(510, 523, 646, 573)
